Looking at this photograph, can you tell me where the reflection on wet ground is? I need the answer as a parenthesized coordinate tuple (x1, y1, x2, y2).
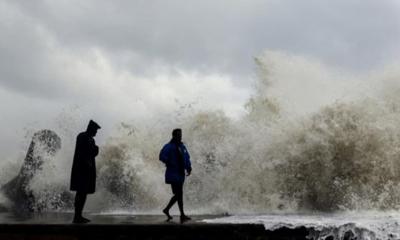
(0, 212, 220, 225)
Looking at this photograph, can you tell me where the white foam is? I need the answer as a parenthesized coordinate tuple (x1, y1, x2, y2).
(203, 212, 400, 240)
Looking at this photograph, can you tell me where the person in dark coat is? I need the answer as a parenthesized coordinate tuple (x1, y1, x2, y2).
(70, 120, 100, 223)
(159, 128, 192, 223)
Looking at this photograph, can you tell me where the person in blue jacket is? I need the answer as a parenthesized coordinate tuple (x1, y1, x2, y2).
(159, 128, 192, 223)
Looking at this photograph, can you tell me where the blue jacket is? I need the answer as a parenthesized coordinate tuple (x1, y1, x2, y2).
(159, 141, 191, 184)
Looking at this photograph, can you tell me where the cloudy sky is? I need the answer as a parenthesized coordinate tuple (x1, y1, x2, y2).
(1, 0, 400, 158)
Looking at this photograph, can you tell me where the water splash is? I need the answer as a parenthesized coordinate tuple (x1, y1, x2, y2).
(203, 212, 400, 240)
(2, 51, 400, 216)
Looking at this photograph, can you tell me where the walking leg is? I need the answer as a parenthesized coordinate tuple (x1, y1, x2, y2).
(163, 195, 176, 221)
(176, 183, 191, 223)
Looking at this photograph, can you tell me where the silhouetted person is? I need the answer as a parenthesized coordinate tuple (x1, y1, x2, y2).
(70, 120, 101, 223)
(159, 128, 192, 223)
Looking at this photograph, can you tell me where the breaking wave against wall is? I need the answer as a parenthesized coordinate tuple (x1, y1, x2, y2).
(2, 51, 400, 214)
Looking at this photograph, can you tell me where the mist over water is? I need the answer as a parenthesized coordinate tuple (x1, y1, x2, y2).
(1, 51, 400, 215)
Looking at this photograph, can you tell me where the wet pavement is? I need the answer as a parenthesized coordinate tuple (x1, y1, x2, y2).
(0, 211, 221, 225)
(0, 212, 309, 240)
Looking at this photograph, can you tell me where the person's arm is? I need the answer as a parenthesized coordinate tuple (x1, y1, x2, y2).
(159, 144, 169, 165)
(183, 145, 192, 176)
(94, 145, 99, 156)
(75, 133, 91, 168)
(91, 139, 99, 157)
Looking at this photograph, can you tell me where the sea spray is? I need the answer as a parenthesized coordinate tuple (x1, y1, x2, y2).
(275, 99, 400, 211)
(2, 51, 400, 214)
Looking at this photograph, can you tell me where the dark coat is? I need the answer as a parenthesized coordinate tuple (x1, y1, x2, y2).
(159, 141, 191, 184)
(70, 131, 98, 194)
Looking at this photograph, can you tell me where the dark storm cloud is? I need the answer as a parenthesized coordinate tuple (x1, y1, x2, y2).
(6, 0, 264, 79)
(0, 1, 81, 99)
(1, 0, 400, 97)
(0, 2, 58, 97)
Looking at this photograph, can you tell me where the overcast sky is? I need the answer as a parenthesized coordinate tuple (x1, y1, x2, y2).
(1, 0, 400, 158)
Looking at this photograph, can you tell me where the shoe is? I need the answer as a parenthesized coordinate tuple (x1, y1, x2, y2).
(163, 209, 173, 222)
(73, 216, 91, 224)
(180, 215, 191, 224)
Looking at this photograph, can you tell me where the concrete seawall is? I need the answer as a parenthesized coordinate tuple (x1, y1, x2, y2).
(0, 223, 308, 240)
(0, 213, 309, 240)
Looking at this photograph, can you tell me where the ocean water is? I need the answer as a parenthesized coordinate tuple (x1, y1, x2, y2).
(204, 212, 400, 240)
